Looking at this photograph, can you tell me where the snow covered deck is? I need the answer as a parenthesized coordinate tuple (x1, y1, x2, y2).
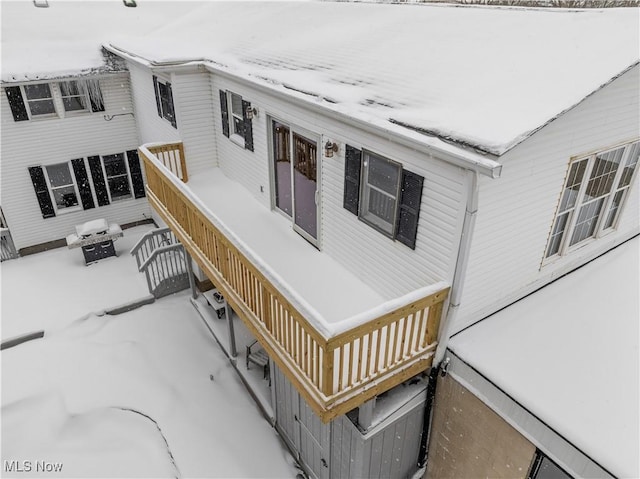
(449, 236, 639, 478)
(140, 143, 449, 421)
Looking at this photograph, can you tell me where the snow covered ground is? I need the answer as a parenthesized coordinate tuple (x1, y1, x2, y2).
(0, 225, 154, 342)
(0, 230, 299, 478)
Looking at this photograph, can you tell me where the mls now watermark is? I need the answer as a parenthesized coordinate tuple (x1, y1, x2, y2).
(4, 460, 64, 473)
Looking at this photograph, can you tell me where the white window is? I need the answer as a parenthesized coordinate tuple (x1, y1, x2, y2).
(23, 83, 56, 117)
(44, 162, 80, 212)
(229, 92, 245, 138)
(9, 80, 104, 121)
(359, 151, 402, 236)
(152, 75, 176, 128)
(58, 80, 88, 112)
(102, 153, 132, 201)
(545, 140, 639, 259)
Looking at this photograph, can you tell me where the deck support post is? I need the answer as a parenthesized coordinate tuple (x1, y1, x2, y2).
(227, 304, 238, 358)
(186, 251, 198, 300)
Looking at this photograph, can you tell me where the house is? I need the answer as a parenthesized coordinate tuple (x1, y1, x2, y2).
(0, 3, 154, 255)
(1, 2, 638, 478)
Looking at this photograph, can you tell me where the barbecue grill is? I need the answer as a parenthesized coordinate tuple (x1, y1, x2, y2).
(66, 218, 123, 265)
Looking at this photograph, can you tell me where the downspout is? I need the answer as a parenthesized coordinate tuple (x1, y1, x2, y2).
(417, 168, 480, 470)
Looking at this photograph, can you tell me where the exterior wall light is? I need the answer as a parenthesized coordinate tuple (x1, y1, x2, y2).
(245, 106, 258, 120)
(123, 0, 137, 6)
(33, 0, 49, 7)
(324, 140, 338, 158)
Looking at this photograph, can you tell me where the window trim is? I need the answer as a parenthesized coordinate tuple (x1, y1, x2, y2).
(153, 75, 177, 128)
(100, 153, 134, 203)
(12, 79, 104, 121)
(358, 150, 403, 238)
(42, 161, 82, 215)
(58, 80, 90, 114)
(543, 139, 639, 263)
(228, 91, 245, 144)
(21, 83, 57, 119)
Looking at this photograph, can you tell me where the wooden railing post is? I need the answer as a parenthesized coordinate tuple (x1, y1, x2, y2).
(178, 143, 188, 182)
(425, 300, 444, 347)
(322, 343, 335, 397)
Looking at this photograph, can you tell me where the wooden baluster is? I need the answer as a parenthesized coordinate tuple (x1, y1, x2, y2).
(322, 344, 334, 397)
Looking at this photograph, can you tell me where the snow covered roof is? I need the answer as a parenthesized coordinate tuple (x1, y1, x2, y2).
(449, 236, 640, 478)
(2, 2, 638, 155)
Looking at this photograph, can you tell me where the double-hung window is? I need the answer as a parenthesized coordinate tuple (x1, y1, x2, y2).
(23, 83, 56, 117)
(360, 151, 402, 236)
(102, 154, 132, 201)
(545, 140, 639, 259)
(44, 162, 80, 212)
(59, 80, 88, 112)
(5, 79, 104, 121)
(218, 90, 254, 151)
(343, 145, 424, 249)
(152, 75, 177, 128)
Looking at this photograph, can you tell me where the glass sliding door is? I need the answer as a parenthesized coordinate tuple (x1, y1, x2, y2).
(272, 121, 292, 216)
(293, 132, 318, 242)
(271, 119, 319, 246)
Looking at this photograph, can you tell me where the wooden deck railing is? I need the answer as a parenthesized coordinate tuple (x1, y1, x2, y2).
(141, 142, 449, 422)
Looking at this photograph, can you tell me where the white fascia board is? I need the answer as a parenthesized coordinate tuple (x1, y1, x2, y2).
(103, 43, 503, 179)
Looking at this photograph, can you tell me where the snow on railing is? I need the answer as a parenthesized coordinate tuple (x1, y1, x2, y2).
(130, 227, 178, 269)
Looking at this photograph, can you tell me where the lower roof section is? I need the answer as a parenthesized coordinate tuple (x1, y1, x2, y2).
(449, 235, 639, 478)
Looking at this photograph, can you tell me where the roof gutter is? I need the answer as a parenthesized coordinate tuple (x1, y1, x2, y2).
(103, 43, 503, 179)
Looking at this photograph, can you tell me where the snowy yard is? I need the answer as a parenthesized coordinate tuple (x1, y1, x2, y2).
(1, 227, 298, 478)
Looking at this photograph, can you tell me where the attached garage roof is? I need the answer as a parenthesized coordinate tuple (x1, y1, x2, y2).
(449, 235, 640, 478)
(2, 1, 638, 155)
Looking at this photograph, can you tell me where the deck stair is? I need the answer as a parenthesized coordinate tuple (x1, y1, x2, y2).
(131, 227, 190, 298)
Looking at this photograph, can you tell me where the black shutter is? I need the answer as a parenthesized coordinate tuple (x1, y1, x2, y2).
(395, 170, 424, 250)
(88, 156, 110, 206)
(28, 166, 55, 218)
(152, 75, 162, 118)
(127, 149, 146, 199)
(219, 90, 229, 138)
(241, 99, 254, 151)
(5, 86, 29, 122)
(86, 79, 105, 113)
(166, 82, 177, 128)
(71, 158, 95, 210)
(343, 145, 362, 215)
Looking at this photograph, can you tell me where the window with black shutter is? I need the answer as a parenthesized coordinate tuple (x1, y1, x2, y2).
(5, 86, 29, 121)
(343, 145, 362, 215)
(153, 75, 177, 128)
(71, 158, 95, 210)
(396, 170, 424, 249)
(343, 145, 424, 249)
(242, 99, 254, 151)
(127, 149, 146, 199)
(28, 166, 56, 218)
(220, 90, 254, 151)
(219, 90, 229, 137)
(88, 155, 110, 207)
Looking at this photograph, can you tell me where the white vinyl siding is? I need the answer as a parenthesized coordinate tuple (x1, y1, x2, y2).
(210, 74, 466, 299)
(455, 64, 640, 334)
(127, 62, 181, 146)
(0, 73, 150, 250)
